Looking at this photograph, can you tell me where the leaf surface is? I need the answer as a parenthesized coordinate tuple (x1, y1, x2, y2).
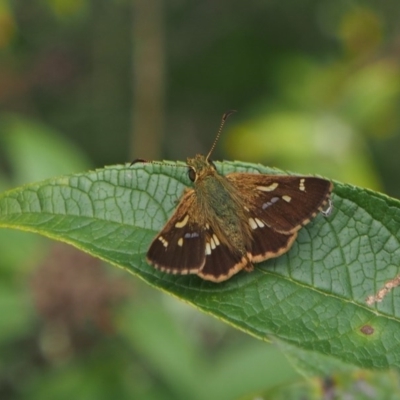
(0, 162, 399, 369)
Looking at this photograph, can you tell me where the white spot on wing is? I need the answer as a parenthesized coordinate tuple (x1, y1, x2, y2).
(299, 178, 306, 191)
(158, 236, 168, 247)
(178, 238, 183, 247)
(249, 218, 258, 230)
(175, 214, 189, 228)
(210, 236, 216, 249)
(205, 243, 211, 255)
(282, 195, 292, 202)
(255, 218, 264, 228)
(257, 183, 278, 192)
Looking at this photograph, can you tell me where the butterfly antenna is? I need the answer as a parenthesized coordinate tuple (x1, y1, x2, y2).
(205, 110, 237, 161)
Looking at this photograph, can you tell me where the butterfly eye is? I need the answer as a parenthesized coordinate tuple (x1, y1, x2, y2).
(188, 168, 196, 182)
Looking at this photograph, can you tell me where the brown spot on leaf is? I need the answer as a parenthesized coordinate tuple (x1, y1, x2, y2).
(360, 325, 375, 335)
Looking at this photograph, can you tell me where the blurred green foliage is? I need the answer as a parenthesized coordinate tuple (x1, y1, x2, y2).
(1, 0, 400, 398)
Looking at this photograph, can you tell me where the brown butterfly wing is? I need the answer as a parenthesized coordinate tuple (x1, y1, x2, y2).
(197, 228, 250, 282)
(146, 190, 206, 274)
(250, 227, 297, 263)
(226, 173, 332, 263)
(227, 173, 333, 233)
(197, 224, 297, 281)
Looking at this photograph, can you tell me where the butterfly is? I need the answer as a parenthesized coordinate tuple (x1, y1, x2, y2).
(140, 111, 333, 282)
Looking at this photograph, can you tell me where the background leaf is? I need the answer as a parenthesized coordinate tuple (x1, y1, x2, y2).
(0, 161, 400, 371)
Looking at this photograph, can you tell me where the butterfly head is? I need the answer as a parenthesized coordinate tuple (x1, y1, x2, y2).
(186, 154, 217, 182)
(185, 110, 236, 183)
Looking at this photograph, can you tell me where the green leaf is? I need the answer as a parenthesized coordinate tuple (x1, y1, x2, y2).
(274, 338, 358, 378)
(0, 161, 400, 370)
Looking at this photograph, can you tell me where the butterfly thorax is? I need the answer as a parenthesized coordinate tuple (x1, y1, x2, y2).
(187, 155, 252, 256)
